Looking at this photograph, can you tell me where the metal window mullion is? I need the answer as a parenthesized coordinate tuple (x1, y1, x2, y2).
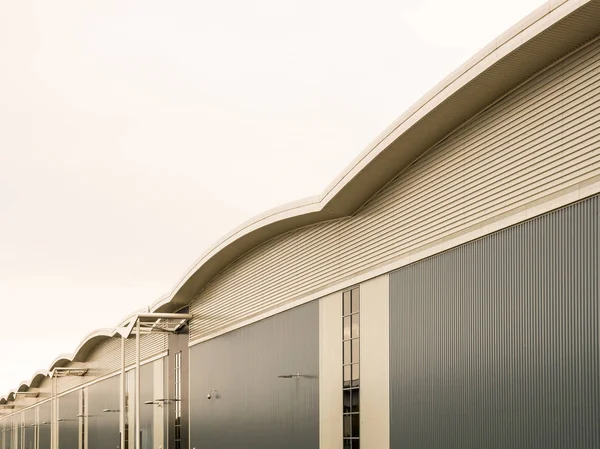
(342, 289, 360, 446)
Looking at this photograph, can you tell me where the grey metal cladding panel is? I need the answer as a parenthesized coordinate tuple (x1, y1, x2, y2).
(24, 427, 35, 448)
(2, 418, 11, 449)
(389, 194, 600, 449)
(189, 301, 319, 449)
(39, 402, 51, 449)
(23, 409, 34, 449)
(139, 362, 155, 449)
(87, 376, 120, 449)
(0, 420, 5, 448)
(7, 420, 13, 449)
(58, 392, 79, 449)
(11, 415, 19, 448)
(190, 36, 600, 341)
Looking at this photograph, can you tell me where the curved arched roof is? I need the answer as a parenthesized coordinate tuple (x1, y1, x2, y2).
(2, 0, 600, 405)
(151, 0, 600, 313)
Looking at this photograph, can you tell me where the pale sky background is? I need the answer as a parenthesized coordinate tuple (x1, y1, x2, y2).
(0, 0, 548, 393)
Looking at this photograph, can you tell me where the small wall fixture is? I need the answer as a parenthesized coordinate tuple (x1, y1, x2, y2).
(144, 398, 179, 406)
(51, 367, 88, 378)
(15, 392, 40, 398)
(144, 400, 161, 406)
(102, 409, 120, 413)
(206, 389, 219, 400)
(277, 373, 311, 379)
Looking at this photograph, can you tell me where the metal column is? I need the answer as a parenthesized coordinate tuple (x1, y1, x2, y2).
(135, 320, 140, 449)
(120, 336, 125, 449)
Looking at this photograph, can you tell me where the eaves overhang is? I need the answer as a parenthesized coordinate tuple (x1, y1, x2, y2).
(2, 0, 600, 404)
(152, 0, 600, 312)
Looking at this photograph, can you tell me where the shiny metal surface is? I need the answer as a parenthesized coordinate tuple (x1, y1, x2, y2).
(57, 392, 78, 449)
(390, 194, 600, 448)
(189, 302, 319, 449)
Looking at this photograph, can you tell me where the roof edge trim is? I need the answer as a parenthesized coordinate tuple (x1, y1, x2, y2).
(2, 0, 598, 403)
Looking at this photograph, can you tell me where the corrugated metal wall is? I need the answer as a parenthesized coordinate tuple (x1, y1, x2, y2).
(1, 417, 12, 449)
(190, 35, 600, 342)
(23, 409, 34, 449)
(87, 376, 121, 449)
(8, 415, 17, 449)
(58, 392, 79, 449)
(38, 402, 51, 449)
(137, 363, 156, 449)
(0, 419, 9, 449)
(0, 333, 167, 435)
(189, 302, 319, 449)
(389, 194, 600, 448)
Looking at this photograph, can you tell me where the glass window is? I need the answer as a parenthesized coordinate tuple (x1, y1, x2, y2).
(352, 414, 360, 437)
(343, 317, 351, 340)
(351, 289, 360, 313)
(343, 415, 352, 438)
(343, 365, 351, 388)
(352, 390, 359, 413)
(343, 291, 351, 316)
(352, 340, 359, 363)
(81, 389, 86, 449)
(343, 390, 352, 413)
(343, 287, 360, 448)
(344, 341, 351, 364)
(352, 315, 360, 338)
(352, 364, 360, 387)
(174, 352, 182, 449)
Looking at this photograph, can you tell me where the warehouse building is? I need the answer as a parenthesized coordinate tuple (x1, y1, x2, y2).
(2, 1, 600, 448)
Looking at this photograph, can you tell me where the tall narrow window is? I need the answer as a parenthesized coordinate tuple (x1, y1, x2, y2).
(81, 389, 86, 449)
(174, 352, 182, 449)
(343, 287, 360, 449)
(124, 371, 130, 449)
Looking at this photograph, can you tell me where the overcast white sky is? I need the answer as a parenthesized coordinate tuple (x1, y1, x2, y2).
(0, 0, 548, 393)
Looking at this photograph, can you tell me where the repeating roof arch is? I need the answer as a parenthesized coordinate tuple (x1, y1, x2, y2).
(2, 0, 600, 405)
